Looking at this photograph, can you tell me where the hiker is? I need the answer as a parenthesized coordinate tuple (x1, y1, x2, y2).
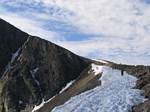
(121, 70, 124, 76)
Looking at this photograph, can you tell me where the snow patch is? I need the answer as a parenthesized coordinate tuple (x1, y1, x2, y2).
(32, 79, 75, 112)
(97, 59, 108, 64)
(32, 95, 56, 112)
(91, 64, 103, 75)
(3, 48, 21, 77)
(93, 59, 108, 64)
(59, 80, 75, 94)
(33, 68, 39, 73)
(19, 100, 23, 105)
(11, 48, 21, 63)
(30, 68, 40, 86)
(52, 65, 146, 112)
(32, 99, 45, 112)
(30, 67, 42, 97)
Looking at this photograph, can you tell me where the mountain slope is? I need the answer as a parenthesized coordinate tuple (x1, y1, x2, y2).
(0, 19, 90, 112)
(31, 61, 150, 112)
(52, 64, 145, 112)
(33, 60, 150, 112)
(33, 64, 103, 112)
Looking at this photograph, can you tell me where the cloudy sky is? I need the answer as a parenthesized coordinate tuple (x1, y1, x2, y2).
(0, 0, 150, 64)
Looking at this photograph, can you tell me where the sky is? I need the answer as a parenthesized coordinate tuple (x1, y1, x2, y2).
(0, 0, 150, 65)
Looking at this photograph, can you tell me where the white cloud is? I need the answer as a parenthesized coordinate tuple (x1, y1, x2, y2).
(41, 0, 150, 64)
(0, 0, 150, 64)
(40, 0, 150, 38)
(0, 8, 62, 42)
(56, 37, 150, 65)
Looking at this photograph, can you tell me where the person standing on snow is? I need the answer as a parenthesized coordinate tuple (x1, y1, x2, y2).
(121, 70, 124, 76)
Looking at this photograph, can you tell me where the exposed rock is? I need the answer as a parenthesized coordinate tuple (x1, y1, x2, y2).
(0, 19, 91, 112)
(133, 100, 150, 112)
(0, 18, 28, 77)
(136, 75, 150, 89)
(132, 71, 150, 112)
(142, 83, 150, 99)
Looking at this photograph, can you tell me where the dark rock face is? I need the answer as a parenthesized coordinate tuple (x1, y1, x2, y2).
(0, 19, 28, 77)
(0, 19, 90, 112)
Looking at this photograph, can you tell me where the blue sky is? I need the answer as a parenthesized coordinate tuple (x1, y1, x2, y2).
(0, 0, 150, 64)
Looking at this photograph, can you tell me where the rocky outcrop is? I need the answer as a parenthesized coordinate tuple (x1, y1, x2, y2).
(132, 100, 150, 112)
(0, 18, 28, 77)
(0, 19, 91, 112)
(131, 67, 150, 112)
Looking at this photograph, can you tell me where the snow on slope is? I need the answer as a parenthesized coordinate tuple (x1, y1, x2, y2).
(32, 80, 75, 112)
(32, 99, 46, 112)
(91, 64, 103, 75)
(59, 80, 75, 94)
(94, 59, 109, 64)
(52, 64, 146, 112)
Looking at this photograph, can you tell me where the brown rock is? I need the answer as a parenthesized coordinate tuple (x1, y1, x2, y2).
(142, 83, 150, 99)
(133, 100, 150, 112)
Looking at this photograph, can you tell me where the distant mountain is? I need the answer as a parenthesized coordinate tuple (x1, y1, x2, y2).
(0, 18, 150, 112)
